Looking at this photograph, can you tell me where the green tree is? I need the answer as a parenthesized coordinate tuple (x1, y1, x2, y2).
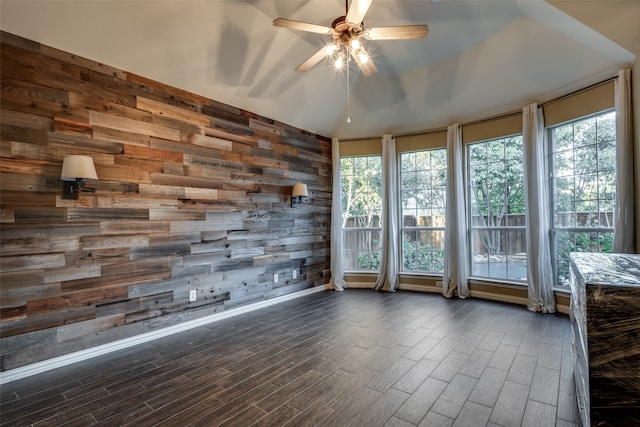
(552, 111, 616, 286)
(341, 156, 382, 270)
(469, 136, 525, 255)
(400, 149, 447, 273)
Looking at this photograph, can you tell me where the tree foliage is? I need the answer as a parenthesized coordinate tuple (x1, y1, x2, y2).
(469, 135, 525, 255)
(552, 111, 616, 286)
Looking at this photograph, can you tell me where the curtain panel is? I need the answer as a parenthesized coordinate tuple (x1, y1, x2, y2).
(523, 103, 556, 313)
(613, 69, 635, 253)
(442, 124, 469, 298)
(375, 134, 400, 291)
(329, 138, 347, 291)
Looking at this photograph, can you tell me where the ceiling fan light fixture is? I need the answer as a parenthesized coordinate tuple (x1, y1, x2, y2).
(274, 0, 428, 78)
(325, 44, 338, 55)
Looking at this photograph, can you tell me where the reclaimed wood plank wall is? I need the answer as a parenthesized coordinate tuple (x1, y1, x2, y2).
(0, 31, 332, 371)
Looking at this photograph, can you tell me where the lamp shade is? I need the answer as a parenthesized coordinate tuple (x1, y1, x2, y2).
(60, 155, 98, 181)
(292, 183, 309, 197)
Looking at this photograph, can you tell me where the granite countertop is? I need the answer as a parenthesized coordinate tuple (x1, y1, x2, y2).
(570, 253, 640, 288)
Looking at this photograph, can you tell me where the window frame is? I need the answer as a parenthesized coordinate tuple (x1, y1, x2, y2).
(466, 134, 528, 284)
(340, 154, 383, 272)
(547, 109, 616, 288)
(399, 147, 447, 275)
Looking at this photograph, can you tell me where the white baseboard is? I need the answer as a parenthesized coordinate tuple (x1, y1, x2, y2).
(0, 285, 327, 385)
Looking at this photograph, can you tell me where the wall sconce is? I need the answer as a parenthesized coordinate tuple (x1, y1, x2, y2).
(291, 183, 308, 207)
(61, 155, 98, 199)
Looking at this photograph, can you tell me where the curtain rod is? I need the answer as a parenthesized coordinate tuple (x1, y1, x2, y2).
(394, 127, 448, 139)
(540, 75, 617, 108)
(458, 110, 521, 128)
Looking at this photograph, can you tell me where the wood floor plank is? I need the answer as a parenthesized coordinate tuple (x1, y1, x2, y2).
(489, 380, 530, 426)
(255, 370, 325, 413)
(384, 416, 415, 427)
(506, 353, 538, 386)
(487, 342, 518, 371)
(430, 373, 477, 419)
(417, 411, 454, 427)
(284, 402, 334, 427)
(458, 348, 493, 378)
(0, 290, 578, 427)
(251, 403, 301, 427)
(521, 400, 557, 427)
(451, 401, 492, 427)
(468, 367, 508, 408)
(529, 365, 560, 406)
(392, 358, 439, 394)
(395, 377, 448, 424)
(350, 387, 410, 427)
(430, 351, 470, 382)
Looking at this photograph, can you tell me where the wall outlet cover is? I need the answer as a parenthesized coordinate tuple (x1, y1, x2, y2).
(273, 273, 279, 283)
(189, 289, 197, 302)
(292, 269, 297, 279)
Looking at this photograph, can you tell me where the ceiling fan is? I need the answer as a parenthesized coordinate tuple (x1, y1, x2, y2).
(273, 0, 429, 77)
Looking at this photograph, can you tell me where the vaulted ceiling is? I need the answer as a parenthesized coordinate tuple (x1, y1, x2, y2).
(1, 1, 638, 139)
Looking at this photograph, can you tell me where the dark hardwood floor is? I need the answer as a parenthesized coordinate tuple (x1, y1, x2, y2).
(0, 290, 581, 426)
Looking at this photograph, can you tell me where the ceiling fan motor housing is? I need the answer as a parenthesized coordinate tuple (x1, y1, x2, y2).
(331, 15, 364, 45)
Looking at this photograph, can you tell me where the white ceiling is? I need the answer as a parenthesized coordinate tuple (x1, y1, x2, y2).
(1, 1, 638, 139)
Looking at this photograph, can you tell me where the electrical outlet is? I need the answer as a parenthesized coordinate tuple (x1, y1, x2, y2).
(189, 289, 197, 302)
(292, 269, 297, 279)
(273, 273, 279, 283)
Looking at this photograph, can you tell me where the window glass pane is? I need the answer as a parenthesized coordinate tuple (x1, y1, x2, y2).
(402, 230, 445, 272)
(550, 110, 616, 287)
(340, 156, 382, 271)
(468, 135, 526, 283)
(400, 147, 447, 273)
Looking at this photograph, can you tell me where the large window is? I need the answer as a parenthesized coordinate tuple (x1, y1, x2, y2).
(468, 135, 527, 281)
(340, 155, 382, 270)
(550, 111, 616, 287)
(400, 148, 447, 273)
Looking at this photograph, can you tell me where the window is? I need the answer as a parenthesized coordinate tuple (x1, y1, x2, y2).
(468, 135, 527, 281)
(400, 148, 447, 273)
(340, 155, 382, 270)
(550, 111, 616, 287)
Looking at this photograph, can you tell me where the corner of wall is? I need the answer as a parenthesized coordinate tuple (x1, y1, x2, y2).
(634, 45, 640, 251)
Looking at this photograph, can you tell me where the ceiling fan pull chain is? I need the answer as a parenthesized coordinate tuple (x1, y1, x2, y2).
(347, 50, 351, 124)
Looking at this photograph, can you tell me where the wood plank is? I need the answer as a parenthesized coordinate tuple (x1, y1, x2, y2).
(89, 111, 180, 141)
(40, 44, 127, 80)
(191, 133, 232, 151)
(47, 131, 124, 154)
(123, 144, 183, 163)
(137, 96, 210, 127)
(0, 109, 54, 130)
(92, 125, 151, 147)
(1, 253, 66, 273)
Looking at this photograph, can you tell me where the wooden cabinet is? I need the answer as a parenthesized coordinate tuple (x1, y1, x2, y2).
(569, 253, 640, 427)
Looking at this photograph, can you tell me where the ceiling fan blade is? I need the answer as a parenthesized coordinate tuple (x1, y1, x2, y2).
(364, 25, 429, 40)
(351, 46, 377, 77)
(273, 18, 332, 35)
(295, 47, 329, 73)
(346, 0, 373, 25)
